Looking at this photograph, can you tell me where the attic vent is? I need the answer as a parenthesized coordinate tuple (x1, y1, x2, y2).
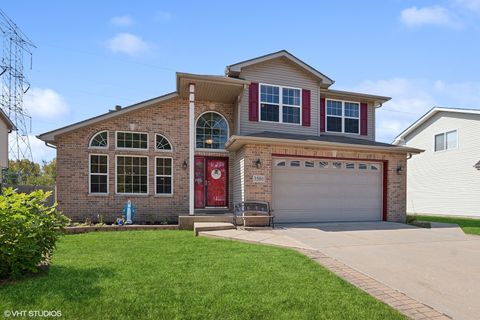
(474, 161, 480, 170)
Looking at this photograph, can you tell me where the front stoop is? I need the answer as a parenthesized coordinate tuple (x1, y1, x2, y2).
(194, 222, 235, 236)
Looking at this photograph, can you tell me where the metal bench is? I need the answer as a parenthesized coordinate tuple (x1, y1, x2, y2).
(233, 201, 274, 228)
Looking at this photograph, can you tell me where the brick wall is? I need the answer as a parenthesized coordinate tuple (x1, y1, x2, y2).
(239, 143, 408, 222)
(55, 97, 234, 223)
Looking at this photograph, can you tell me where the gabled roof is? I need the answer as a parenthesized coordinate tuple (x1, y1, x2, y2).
(225, 50, 335, 87)
(0, 108, 16, 131)
(393, 107, 480, 144)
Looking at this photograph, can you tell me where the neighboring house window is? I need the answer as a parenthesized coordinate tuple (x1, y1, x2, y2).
(260, 84, 301, 124)
(89, 154, 108, 194)
(89, 131, 108, 148)
(155, 134, 172, 151)
(326, 100, 360, 134)
(116, 156, 148, 194)
(155, 157, 173, 195)
(196, 112, 229, 150)
(434, 130, 457, 152)
(116, 132, 148, 150)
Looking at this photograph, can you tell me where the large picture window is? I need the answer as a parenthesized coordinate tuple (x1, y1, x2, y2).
(116, 156, 148, 194)
(326, 100, 360, 134)
(155, 157, 173, 195)
(196, 112, 229, 150)
(260, 84, 301, 124)
(116, 132, 148, 150)
(89, 154, 108, 194)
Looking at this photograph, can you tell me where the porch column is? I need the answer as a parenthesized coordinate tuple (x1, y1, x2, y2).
(189, 83, 195, 215)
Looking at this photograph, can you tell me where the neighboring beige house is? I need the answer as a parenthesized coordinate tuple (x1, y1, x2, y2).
(394, 107, 480, 218)
(38, 50, 421, 225)
(0, 108, 16, 183)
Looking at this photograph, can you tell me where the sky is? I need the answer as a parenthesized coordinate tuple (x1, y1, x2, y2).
(2, 0, 480, 162)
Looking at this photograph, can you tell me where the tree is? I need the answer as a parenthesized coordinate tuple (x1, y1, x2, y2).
(2, 159, 56, 186)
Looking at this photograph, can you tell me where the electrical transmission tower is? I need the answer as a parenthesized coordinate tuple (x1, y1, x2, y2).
(0, 8, 35, 164)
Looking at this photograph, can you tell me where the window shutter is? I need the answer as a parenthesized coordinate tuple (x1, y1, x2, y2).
(301, 89, 311, 127)
(249, 83, 259, 122)
(320, 97, 326, 132)
(360, 103, 368, 136)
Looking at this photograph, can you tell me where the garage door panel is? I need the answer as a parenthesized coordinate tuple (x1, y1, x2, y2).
(273, 158, 383, 223)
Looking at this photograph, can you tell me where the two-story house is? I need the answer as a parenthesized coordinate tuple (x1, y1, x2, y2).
(0, 108, 16, 185)
(394, 107, 480, 218)
(38, 50, 421, 225)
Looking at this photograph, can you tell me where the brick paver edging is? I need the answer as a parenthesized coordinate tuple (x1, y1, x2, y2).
(297, 248, 452, 320)
(64, 225, 178, 234)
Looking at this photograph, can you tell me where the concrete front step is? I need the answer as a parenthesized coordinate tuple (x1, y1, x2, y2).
(194, 222, 236, 236)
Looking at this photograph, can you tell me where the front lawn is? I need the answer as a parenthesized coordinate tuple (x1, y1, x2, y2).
(411, 215, 480, 235)
(0, 231, 404, 320)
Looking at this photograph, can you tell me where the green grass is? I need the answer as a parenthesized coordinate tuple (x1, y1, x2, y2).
(411, 215, 480, 235)
(0, 231, 404, 320)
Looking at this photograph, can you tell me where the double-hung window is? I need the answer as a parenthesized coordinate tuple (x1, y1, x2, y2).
(434, 130, 457, 152)
(326, 100, 360, 134)
(155, 157, 173, 195)
(116, 132, 148, 150)
(89, 155, 108, 194)
(260, 84, 301, 124)
(116, 156, 148, 194)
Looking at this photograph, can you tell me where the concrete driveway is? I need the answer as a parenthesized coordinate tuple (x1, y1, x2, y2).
(202, 222, 480, 320)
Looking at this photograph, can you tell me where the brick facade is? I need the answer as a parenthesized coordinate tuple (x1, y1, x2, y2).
(56, 97, 235, 223)
(238, 144, 407, 222)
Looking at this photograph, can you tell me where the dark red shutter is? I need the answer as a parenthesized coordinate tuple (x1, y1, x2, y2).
(249, 83, 259, 122)
(360, 103, 368, 136)
(320, 97, 326, 132)
(301, 89, 311, 127)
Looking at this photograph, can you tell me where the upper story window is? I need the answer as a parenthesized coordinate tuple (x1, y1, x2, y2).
(155, 134, 172, 151)
(196, 112, 229, 150)
(260, 84, 301, 124)
(326, 100, 360, 134)
(89, 131, 108, 148)
(116, 132, 148, 150)
(434, 130, 457, 152)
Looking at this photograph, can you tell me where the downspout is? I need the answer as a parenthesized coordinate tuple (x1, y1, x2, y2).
(189, 83, 195, 216)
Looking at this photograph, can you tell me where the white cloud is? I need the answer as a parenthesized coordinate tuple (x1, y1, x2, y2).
(29, 135, 56, 163)
(24, 88, 69, 120)
(154, 11, 172, 22)
(106, 33, 151, 57)
(400, 6, 456, 27)
(110, 15, 134, 26)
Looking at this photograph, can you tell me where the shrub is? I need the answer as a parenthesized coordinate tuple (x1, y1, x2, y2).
(0, 188, 69, 278)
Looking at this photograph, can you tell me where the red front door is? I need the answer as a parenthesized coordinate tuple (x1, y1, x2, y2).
(206, 158, 227, 207)
(194, 157, 228, 208)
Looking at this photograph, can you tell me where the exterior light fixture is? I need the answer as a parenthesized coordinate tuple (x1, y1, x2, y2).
(182, 160, 188, 169)
(255, 159, 262, 169)
(205, 137, 213, 145)
(396, 165, 404, 175)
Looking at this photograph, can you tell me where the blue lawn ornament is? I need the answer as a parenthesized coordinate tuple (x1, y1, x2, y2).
(123, 200, 135, 225)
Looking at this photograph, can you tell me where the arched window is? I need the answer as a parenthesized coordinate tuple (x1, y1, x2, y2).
(196, 112, 229, 150)
(89, 131, 108, 148)
(155, 134, 172, 151)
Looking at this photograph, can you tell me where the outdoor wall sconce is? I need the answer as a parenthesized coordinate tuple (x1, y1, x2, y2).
(396, 165, 404, 175)
(255, 159, 262, 169)
(182, 160, 188, 169)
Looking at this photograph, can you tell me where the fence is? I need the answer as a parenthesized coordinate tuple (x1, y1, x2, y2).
(1, 184, 56, 207)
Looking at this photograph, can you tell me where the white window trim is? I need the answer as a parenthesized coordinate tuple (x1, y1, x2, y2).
(194, 111, 230, 151)
(155, 133, 173, 152)
(325, 99, 360, 135)
(115, 155, 149, 195)
(259, 83, 302, 125)
(115, 131, 149, 151)
(89, 130, 109, 149)
(434, 129, 458, 152)
(155, 156, 173, 196)
(89, 154, 109, 195)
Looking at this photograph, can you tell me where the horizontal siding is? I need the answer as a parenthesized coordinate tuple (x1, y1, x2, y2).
(404, 112, 480, 217)
(239, 57, 320, 136)
(0, 120, 8, 168)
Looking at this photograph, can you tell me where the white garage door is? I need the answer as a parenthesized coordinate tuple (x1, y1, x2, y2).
(272, 158, 383, 223)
